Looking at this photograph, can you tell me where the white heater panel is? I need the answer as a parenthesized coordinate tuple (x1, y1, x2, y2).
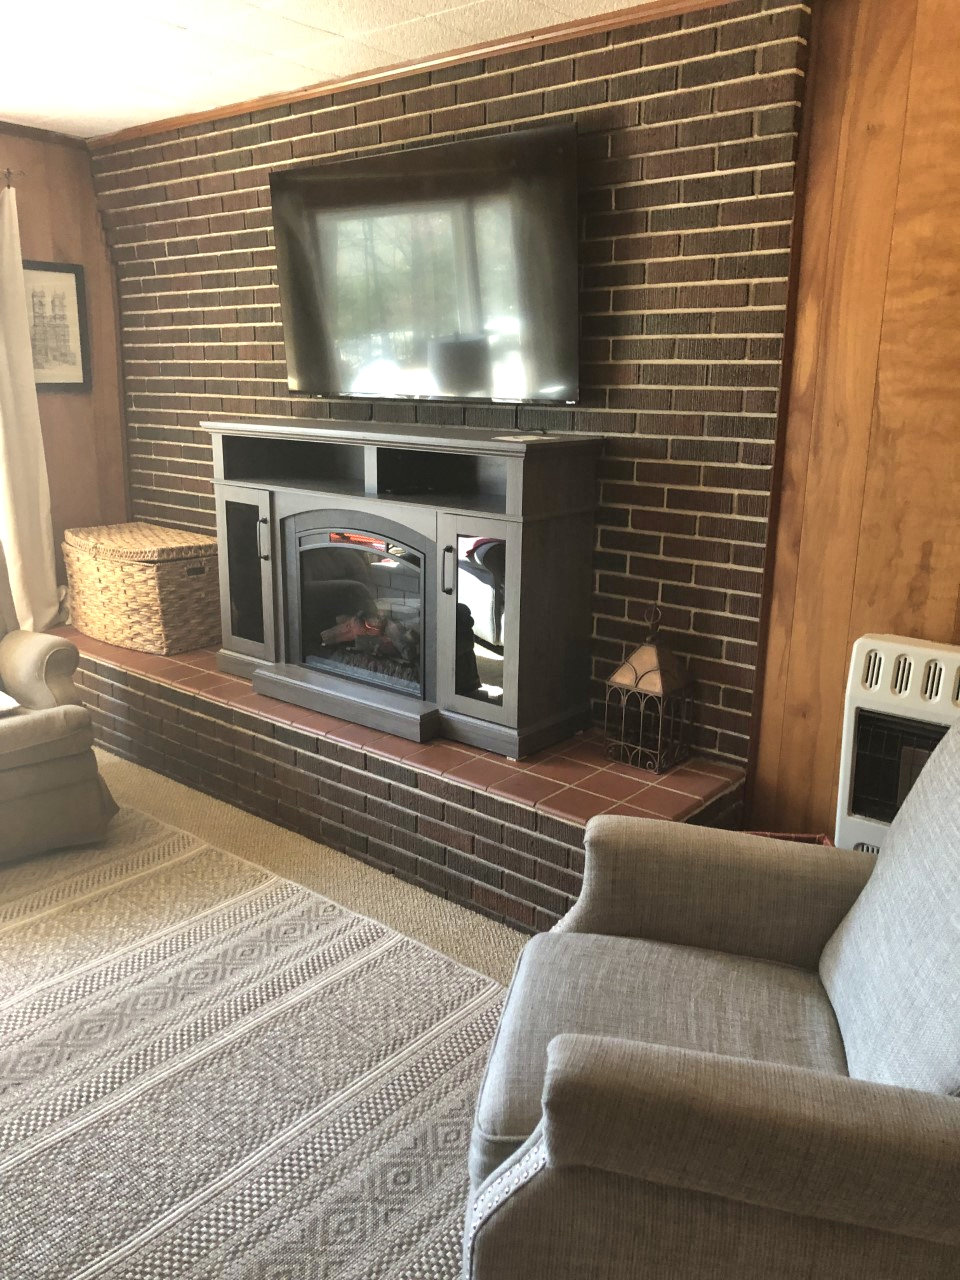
(835, 634, 960, 851)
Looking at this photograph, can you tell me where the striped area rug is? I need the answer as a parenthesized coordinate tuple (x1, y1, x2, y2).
(0, 808, 503, 1280)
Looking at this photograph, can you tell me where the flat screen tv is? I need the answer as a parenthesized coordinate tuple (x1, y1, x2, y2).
(270, 125, 579, 404)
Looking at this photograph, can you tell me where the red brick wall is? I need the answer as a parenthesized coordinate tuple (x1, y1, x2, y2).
(90, 0, 811, 763)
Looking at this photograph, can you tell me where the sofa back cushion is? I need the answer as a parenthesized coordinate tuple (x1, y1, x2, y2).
(820, 720, 960, 1093)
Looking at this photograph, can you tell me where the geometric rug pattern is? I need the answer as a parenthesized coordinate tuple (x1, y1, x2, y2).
(0, 809, 503, 1279)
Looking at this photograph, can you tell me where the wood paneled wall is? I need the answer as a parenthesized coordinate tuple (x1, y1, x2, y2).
(0, 125, 127, 568)
(751, 0, 960, 833)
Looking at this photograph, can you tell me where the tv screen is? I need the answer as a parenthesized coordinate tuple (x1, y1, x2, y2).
(270, 125, 579, 404)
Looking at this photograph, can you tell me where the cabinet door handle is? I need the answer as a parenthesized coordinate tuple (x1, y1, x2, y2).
(441, 545, 455, 595)
(257, 516, 270, 562)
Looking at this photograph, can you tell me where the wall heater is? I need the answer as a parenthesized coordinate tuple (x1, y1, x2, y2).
(836, 635, 960, 852)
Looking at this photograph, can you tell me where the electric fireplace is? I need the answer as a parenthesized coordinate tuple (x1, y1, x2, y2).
(299, 532, 423, 693)
(284, 511, 433, 700)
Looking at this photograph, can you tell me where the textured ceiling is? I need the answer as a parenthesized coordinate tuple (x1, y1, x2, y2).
(0, 0, 655, 139)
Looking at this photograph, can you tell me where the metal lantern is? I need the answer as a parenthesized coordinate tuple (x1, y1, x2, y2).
(604, 608, 695, 773)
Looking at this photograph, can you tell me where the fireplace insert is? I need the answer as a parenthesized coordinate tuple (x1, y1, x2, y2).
(285, 511, 436, 700)
(297, 530, 424, 694)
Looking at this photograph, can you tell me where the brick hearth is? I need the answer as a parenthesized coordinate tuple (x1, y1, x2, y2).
(63, 628, 745, 931)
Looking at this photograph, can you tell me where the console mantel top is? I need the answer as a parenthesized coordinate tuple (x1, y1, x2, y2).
(200, 414, 602, 456)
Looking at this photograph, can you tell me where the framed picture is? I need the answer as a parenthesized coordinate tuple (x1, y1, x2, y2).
(22, 261, 91, 391)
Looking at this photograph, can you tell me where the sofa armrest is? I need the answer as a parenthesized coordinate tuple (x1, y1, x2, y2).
(0, 630, 83, 709)
(556, 815, 874, 968)
(542, 1034, 960, 1248)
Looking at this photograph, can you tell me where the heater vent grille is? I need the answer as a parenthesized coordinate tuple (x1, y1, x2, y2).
(892, 653, 913, 695)
(854, 841, 881, 854)
(862, 649, 883, 689)
(921, 659, 944, 702)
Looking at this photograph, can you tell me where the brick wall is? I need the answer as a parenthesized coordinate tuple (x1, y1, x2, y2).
(90, 0, 811, 764)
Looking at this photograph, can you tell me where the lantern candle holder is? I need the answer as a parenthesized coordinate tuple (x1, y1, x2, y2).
(604, 609, 695, 773)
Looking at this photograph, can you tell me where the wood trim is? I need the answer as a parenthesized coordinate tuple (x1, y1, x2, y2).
(0, 120, 88, 149)
(743, 0, 821, 816)
(747, 0, 860, 825)
(88, 0, 741, 149)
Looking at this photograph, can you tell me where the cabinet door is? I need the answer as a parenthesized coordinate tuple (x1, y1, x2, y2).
(215, 484, 276, 660)
(437, 516, 519, 725)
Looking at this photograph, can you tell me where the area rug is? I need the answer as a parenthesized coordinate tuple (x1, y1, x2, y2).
(0, 808, 504, 1279)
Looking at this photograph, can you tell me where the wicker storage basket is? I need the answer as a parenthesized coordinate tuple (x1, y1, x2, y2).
(63, 522, 221, 656)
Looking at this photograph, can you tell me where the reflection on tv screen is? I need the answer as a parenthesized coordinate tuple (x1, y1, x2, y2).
(321, 196, 529, 400)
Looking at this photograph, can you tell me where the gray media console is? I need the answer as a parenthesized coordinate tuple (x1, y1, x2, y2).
(203, 416, 600, 759)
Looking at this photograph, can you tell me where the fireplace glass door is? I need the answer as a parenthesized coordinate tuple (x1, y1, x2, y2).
(216, 484, 275, 660)
(437, 516, 518, 725)
(297, 530, 424, 696)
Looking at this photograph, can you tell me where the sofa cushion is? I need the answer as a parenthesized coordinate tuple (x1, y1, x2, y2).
(820, 721, 960, 1094)
(0, 704, 93, 770)
(470, 932, 847, 1188)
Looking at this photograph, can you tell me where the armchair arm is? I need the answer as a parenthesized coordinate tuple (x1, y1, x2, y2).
(0, 629, 83, 709)
(556, 815, 874, 969)
(543, 1034, 960, 1248)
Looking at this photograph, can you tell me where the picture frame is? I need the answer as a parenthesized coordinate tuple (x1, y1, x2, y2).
(22, 260, 91, 391)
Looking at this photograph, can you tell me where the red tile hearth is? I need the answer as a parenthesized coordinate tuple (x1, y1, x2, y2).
(537, 788, 616, 825)
(61, 626, 745, 932)
(58, 626, 742, 825)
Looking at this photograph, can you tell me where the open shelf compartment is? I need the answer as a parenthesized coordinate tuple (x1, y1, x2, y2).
(375, 447, 508, 514)
(222, 436, 366, 495)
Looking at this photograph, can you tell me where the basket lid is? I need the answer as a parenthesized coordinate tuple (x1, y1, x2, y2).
(63, 522, 217, 563)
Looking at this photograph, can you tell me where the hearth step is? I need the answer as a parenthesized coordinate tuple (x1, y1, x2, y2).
(253, 664, 440, 742)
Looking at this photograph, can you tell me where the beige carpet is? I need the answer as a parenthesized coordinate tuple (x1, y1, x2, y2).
(0, 802, 507, 1279)
(96, 749, 525, 986)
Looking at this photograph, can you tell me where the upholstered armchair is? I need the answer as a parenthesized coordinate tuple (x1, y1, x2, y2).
(0, 545, 116, 863)
(464, 724, 960, 1279)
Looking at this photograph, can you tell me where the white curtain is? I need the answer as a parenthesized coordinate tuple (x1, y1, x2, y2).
(0, 187, 59, 631)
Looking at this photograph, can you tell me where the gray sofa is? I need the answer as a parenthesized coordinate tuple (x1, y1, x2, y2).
(0, 547, 116, 864)
(464, 723, 960, 1278)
